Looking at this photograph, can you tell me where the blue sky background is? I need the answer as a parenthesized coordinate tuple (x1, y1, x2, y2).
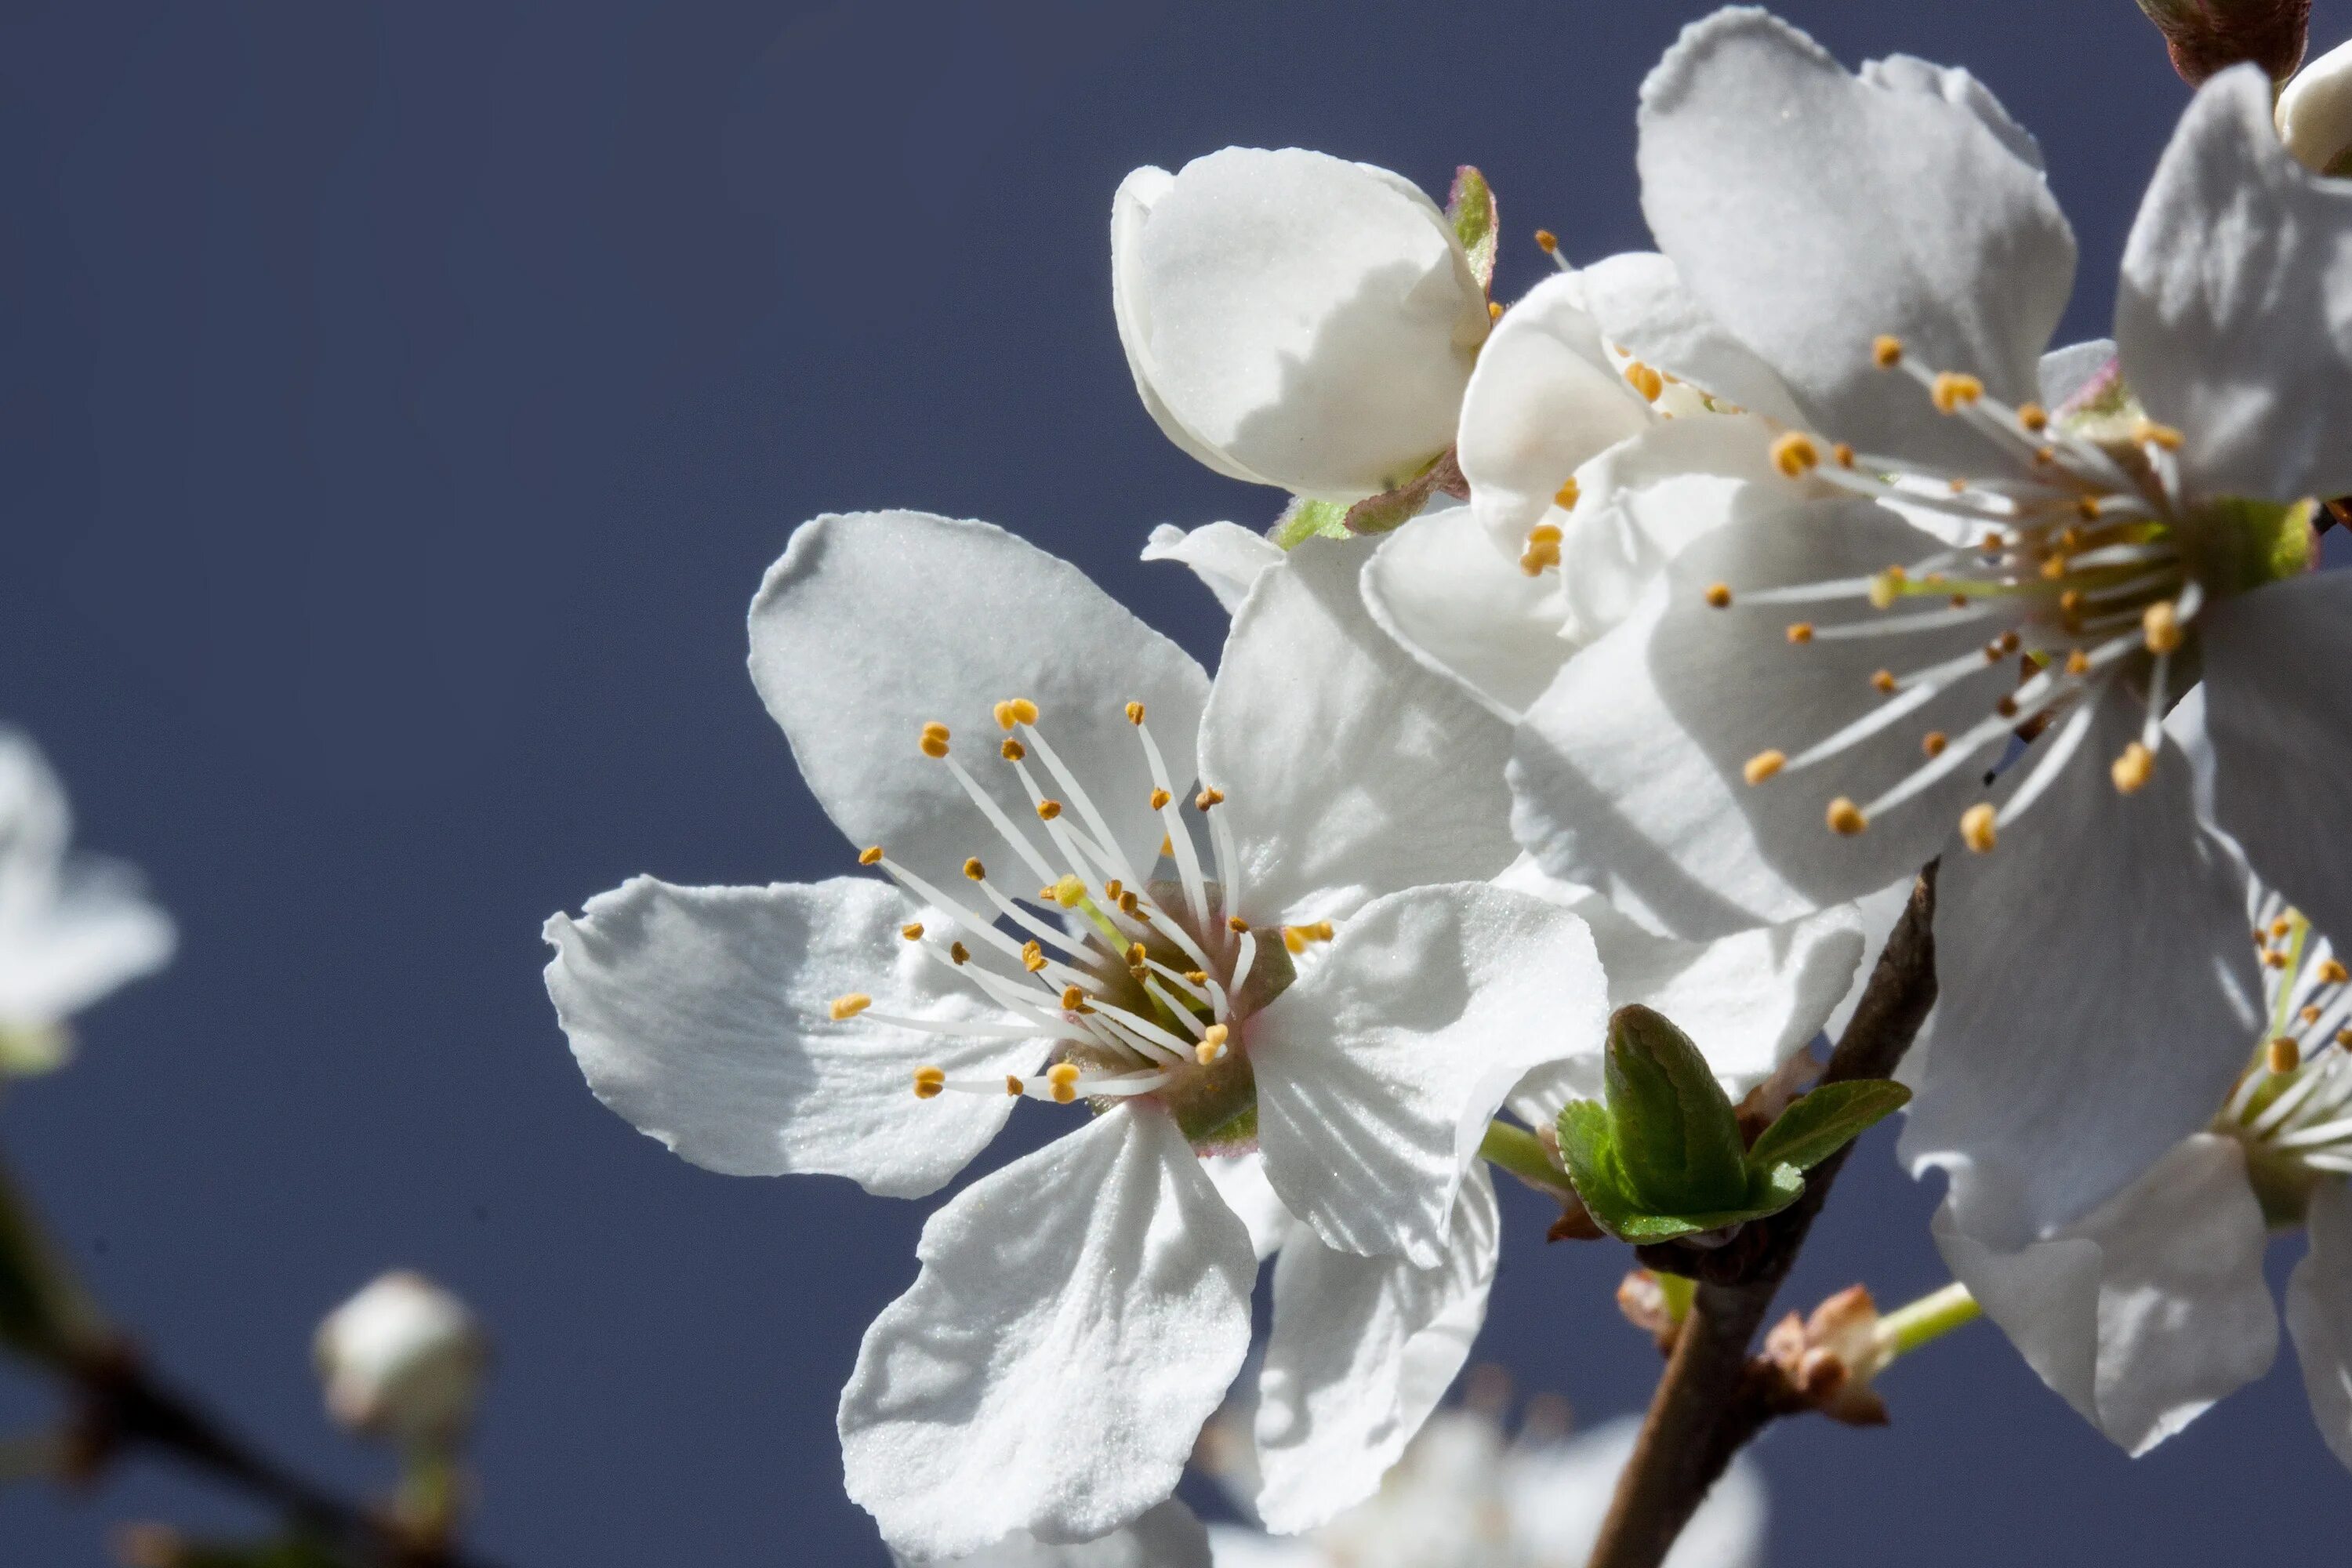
(5, 2, 2349, 1562)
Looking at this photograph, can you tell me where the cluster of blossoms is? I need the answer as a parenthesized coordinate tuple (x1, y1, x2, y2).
(546, 6, 2352, 1562)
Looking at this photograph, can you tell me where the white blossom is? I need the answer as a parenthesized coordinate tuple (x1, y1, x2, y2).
(2278, 35, 2352, 173)
(313, 1271, 488, 1448)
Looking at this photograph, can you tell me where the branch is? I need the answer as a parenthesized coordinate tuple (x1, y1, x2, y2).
(1584, 863, 1940, 1568)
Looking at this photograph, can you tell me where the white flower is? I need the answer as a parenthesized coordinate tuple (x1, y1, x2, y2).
(543, 511, 1608, 1558)
(1924, 871, 2352, 1469)
(2278, 35, 2352, 172)
(0, 729, 174, 1073)
(1506, 6, 2352, 1241)
(313, 1271, 488, 1447)
(1113, 149, 1490, 500)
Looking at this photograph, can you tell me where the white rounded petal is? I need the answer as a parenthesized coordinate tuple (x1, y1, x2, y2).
(1359, 503, 1570, 724)
(1501, 1417, 1767, 1568)
(314, 1271, 488, 1446)
(2038, 338, 2117, 410)
(1252, 1166, 1499, 1533)
(544, 876, 1037, 1197)
(1201, 1150, 1294, 1263)
(1933, 1134, 2277, 1456)
(1902, 684, 2264, 1241)
(1142, 522, 1284, 617)
(842, 1106, 1255, 1559)
(750, 511, 1210, 898)
(1457, 273, 1651, 550)
(1115, 148, 1486, 499)
(2121, 66, 2352, 501)
(1638, 10, 2074, 471)
(1250, 884, 1606, 1268)
(1577, 252, 1802, 426)
(909, 1500, 1214, 1568)
(1205, 537, 1517, 925)
(1822, 878, 1918, 1047)
(2198, 572, 2352, 953)
(1511, 497, 1984, 942)
(2287, 1178, 2352, 1472)
(2279, 37, 2352, 172)
(1203, 1528, 1318, 1568)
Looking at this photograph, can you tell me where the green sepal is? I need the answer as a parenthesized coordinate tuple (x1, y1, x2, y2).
(1746, 1080, 1913, 1174)
(2183, 493, 2318, 597)
(1446, 165, 1498, 293)
(1603, 1005, 1750, 1215)
(1269, 496, 1353, 550)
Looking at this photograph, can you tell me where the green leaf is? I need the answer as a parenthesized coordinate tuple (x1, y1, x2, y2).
(1555, 1098, 1645, 1240)
(1446, 165, 1498, 293)
(1604, 1005, 1749, 1214)
(1747, 1080, 1913, 1174)
(1268, 496, 1353, 550)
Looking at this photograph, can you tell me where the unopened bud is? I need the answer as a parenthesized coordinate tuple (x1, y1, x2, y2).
(2278, 36, 2352, 172)
(314, 1271, 488, 1447)
(1763, 1283, 1889, 1426)
(2136, 0, 2310, 85)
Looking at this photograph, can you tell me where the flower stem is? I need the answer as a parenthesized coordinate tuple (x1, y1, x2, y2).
(1479, 1120, 1573, 1196)
(1873, 1281, 1981, 1363)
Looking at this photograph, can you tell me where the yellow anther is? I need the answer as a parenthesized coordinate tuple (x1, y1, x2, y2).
(2306, 1005, 2325, 1025)
(1489, 299, 1504, 321)
(900, 922, 924, 942)
(2321, 960, 2349, 985)
(2340, 1029, 2352, 1049)
(1046, 1062, 1081, 1103)
(2075, 495, 2101, 522)
(1519, 539, 1562, 575)
(2271, 917, 2294, 938)
(1959, 803, 1998, 853)
(1787, 622, 1815, 644)
(1624, 361, 1664, 401)
(1196, 786, 1225, 810)
(920, 721, 951, 759)
(964, 857, 986, 880)
(1534, 228, 1559, 253)
(2267, 948, 2293, 968)
(2142, 600, 2184, 655)
(1826, 797, 1869, 836)
(1770, 432, 1820, 477)
(1228, 916, 1250, 934)
(1036, 799, 1064, 821)
(913, 1065, 947, 1099)
(1983, 531, 2007, 553)
(1553, 477, 1581, 510)
(1873, 336, 1904, 368)
(1922, 731, 1949, 758)
(2065, 648, 2091, 676)
(1704, 583, 1733, 609)
(1998, 630, 2020, 655)
(1832, 442, 1856, 469)
(1005, 1075, 1025, 1097)
(1125, 701, 1145, 725)
(1059, 985, 1087, 1011)
(1742, 750, 1787, 786)
(1127, 942, 1148, 967)
(2033, 445, 2056, 465)
(1871, 670, 1897, 695)
(1948, 477, 1969, 495)
(1528, 523, 1564, 546)
(859, 845, 884, 866)
(2269, 1037, 2303, 1075)
(1159, 834, 1173, 859)
(829, 993, 873, 1021)
(1309, 920, 1334, 941)
(2132, 418, 2184, 451)
(1930, 372, 1984, 412)
(1105, 879, 1123, 901)
(993, 698, 1040, 731)
(1184, 969, 1207, 984)
(1002, 739, 1026, 760)
(2016, 402, 2049, 433)
(950, 941, 970, 964)
(1121, 890, 1142, 916)
(1148, 787, 1171, 811)
(2111, 742, 2154, 795)
(1022, 941, 1047, 973)
(2040, 554, 2072, 583)
(1283, 925, 1308, 954)
(1995, 694, 2019, 719)
(1194, 1022, 1231, 1065)
(1052, 874, 1086, 907)
(2059, 589, 2085, 616)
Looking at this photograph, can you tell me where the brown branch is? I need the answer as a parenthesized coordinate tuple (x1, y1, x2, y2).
(1584, 863, 1940, 1568)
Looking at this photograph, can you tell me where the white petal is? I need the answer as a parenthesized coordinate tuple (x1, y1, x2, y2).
(2286, 1178, 2352, 1472)
(1512, 497, 1984, 941)
(1205, 538, 1517, 924)
(1201, 1151, 1294, 1263)
(1933, 1134, 2277, 1456)
(1501, 1418, 1768, 1568)
(0, 858, 175, 1027)
(1901, 684, 2264, 1240)
(1822, 878, 1917, 1049)
(841, 1107, 1255, 1559)
(1359, 502, 1570, 724)
(1203, 1528, 1318, 1568)
(2039, 338, 2116, 409)
(1637, 10, 2074, 470)
(1114, 148, 1486, 499)
(1142, 522, 1283, 616)
(1576, 252, 1802, 425)
(750, 511, 1210, 897)
(1252, 1166, 1499, 1533)
(1250, 884, 1606, 1267)
(544, 876, 1037, 1197)
(2278, 37, 2352, 172)
(1456, 273, 1651, 550)
(905, 1500, 1214, 1568)
(1859, 53, 2047, 169)
(2198, 572, 2352, 953)
(2119, 65, 2352, 501)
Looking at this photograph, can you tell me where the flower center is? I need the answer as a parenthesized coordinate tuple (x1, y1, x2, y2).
(827, 699, 1308, 1150)
(2222, 900, 2352, 1227)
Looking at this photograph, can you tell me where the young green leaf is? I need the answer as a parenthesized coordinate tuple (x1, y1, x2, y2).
(1747, 1080, 1914, 1174)
(1268, 496, 1353, 549)
(1445, 165, 1499, 293)
(1604, 1005, 1750, 1214)
(1555, 1098, 1645, 1240)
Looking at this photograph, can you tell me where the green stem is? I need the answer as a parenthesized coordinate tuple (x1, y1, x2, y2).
(1873, 1281, 1982, 1363)
(1479, 1120, 1573, 1197)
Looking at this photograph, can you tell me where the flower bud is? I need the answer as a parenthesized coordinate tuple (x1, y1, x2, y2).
(2278, 36, 2352, 172)
(2135, 0, 2310, 85)
(1762, 1283, 1889, 1426)
(313, 1271, 487, 1447)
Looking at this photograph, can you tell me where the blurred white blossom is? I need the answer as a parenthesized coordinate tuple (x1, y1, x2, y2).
(314, 1271, 488, 1448)
(2277, 35, 2352, 171)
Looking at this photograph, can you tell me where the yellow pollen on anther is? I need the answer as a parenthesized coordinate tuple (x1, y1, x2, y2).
(1832, 442, 1856, 468)
(2267, 949, 2293, 969)
(1535, 229, 1559, 253)
(2040, 554, 2072, 582)
(1960, 803, 1998, 853)
(2033, 445, 2056, 465)
(1948, 477, 1968, 495)
(1046, 1062, 1081, 1103)
(1149, 787, 1171, 810)
(1770, 432, 1820, 477)
(1923, 731, 1949, 758)
(829, 993, 872, 1021)
(1052, 875, 1086, 908)
(1787, 622, 1815, 644)
(1704, 583, 1733, 608)
(2273, 917, 2295, 938)
(1998, 630, 2020, 655)
(1185, 969, 1207, 984)
(1873, 335, 1904, 368)
(1159, 835, 1172, 859)
(1060, 985, 1087, 1011)
(2323, 960, 2350, 985)
(1001, 739, 1025, 760)
(1005, 1075, 1025, 1097)
(1228, 916, 1250, 934)
(2065, 649, 2091, 676)
(1624, 361, 1664, 401)
(2270, 1037, 2303, 1075)
(2142, 600, 2183, 655)
(920, 721, 951, 759)
(993, 698, 1040, 731)
(1871, 670, 1897, 695)
(2111, 742, 2154, 795)
(2132, 418, 2184, 451)
(2339, 1029, 2352, 1049)
(1283, 926, 1307, 955)
(2306, 1005, 2325, 1025)
(1196, 786, 1225, 810)
(950, 941, 970, 964)
(900, 923, 924, 942)
(1827, 797, 1869, 836)
(1126, 701, 1145, 725)
(1743, 750, 1787, 785)
(963, 857, 985, 880)
(859, 845, 884, 866)
(1196, 1022, 1231, 1065)
(913, 1065, 946, 1099)
(1022, 941, 1047, 973)
(1930, 372, 1983, 412)
(1489, 300, 1504, 321)
(2017, 402, 2049, 432)
(1553, 478, 1580, 510)
(1121, 890, 1142, 916)
(1105, 879, 1123, 901)
(1528, 523, 1564, 546)
(1995, 694, 2019, 719)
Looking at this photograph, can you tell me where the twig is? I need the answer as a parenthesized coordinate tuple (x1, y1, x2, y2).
(1584, 863, 1940, 1568)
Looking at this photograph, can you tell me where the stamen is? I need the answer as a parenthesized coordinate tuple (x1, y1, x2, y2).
(1046, 1062, 1081, 1103)
(1001, 739, 1025, 760)
(1196, 786, 1225, 810)
(2141, 600, 2183, 655)
(964, 858, 986, 880)
(1786, 622, 1814, 644)
(2270, 1038, 2304, 1075)
(829, 993, 872, 1021)
(1196, 1022, 1230, 1065)
(901, 923, 924, 941)
(1705, 583, 1733, 609)
(1743, 750, 1786, 785)
(993, 699, 1040, 731)
(2132, 418, 2183, 452)
(1959, 803, 1997, 853)
(1826, 798, 1868, 836)
(1930, 372, 1984, 413)
(2016, 403, 2048, 433)
(2111, 742, 2154, 796)
(1131, 717, 1211, 933)
(1554, 477, 1580, 510)
(913, 1065, 946, 1098)
(1624, 361, 1664, 401)
(920, 722, 951, 760)
(860, 846, 884, 866)
(1873, 336, 1904, 368)
(1771, 433, 1820, 477)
